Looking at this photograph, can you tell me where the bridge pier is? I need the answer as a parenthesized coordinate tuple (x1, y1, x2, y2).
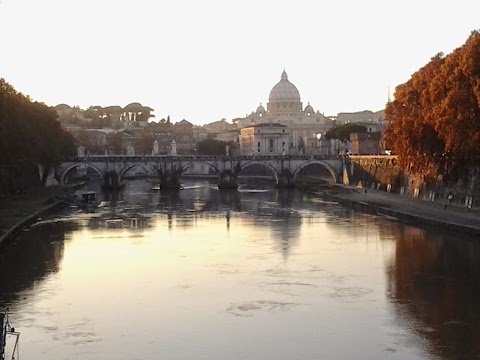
(276, 168, 295, 189)
(157, 166, 183, 190)
(218, 170, 238, 190)
(102, 171, 125, 191)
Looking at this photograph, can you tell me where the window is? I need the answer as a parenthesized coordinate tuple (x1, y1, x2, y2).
(282, 129, 285, 133)
(257, 142, 260, 147)
(269, 139, 274, 148)
(282, 141, 285, 146)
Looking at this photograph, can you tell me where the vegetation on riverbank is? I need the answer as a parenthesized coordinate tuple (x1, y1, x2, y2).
(0, 79, 76, 195)
(0, 186, 66, 239)
(384, 30, 480, 183)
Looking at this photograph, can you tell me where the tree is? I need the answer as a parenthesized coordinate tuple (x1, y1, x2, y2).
(384, 30, 480, 182)
(107, 131, 125, 154)
(0, 78, 76, 192)
(325, 123, 367, 142)
(134, 131, 156, 155)
(197, 139, 231, 155)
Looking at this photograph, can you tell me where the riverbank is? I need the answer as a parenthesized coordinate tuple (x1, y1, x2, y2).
(0, 186, 67, 247)
(314, 183, 480, 236)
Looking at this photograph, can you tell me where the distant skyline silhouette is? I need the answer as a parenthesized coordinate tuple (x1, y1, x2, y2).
(0, 0, 478, 125)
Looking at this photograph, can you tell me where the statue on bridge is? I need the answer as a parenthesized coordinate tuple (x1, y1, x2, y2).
(152, 139, 159, 155)
(170, 140, 177, 156)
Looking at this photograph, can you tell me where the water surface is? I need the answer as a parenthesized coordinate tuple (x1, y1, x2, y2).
(1, 179, 479, 360)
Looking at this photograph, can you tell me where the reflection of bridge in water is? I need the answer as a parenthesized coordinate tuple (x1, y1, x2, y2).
(56, 155, 345, 190)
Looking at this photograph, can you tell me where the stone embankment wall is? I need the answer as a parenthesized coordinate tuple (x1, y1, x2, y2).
(347, 155, 480, 209)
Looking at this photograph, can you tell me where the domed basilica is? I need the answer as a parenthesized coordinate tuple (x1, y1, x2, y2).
(237, 70, 332, 155)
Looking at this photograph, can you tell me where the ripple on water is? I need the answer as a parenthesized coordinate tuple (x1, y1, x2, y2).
(329, 287, 373, 302)
(226, 300, 304, 317)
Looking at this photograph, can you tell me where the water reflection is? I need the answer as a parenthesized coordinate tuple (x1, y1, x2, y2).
(0, 221, 77, 309)
(1, 179, 480, 359)
(387, 226, 480, 359)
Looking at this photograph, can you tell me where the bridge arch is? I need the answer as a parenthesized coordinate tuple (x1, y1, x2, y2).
(293, 160, 338, 183)
(239, 161, 279, 183)
(59, 163, 103, 184)
(180, 161, 197, 174)
(203, 161, 224, 176)
(118, 163, 153, 182)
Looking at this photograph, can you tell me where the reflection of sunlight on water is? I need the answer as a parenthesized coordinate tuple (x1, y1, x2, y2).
(237, 189, 271, 193)
(5, 179, 474, 360)
(182, 184, 205, 190)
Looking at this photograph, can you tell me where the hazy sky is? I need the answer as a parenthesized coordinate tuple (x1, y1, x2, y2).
(1, 0, 478, 125)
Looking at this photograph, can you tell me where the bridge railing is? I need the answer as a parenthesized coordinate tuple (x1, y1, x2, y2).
(63, 154, 344, 162)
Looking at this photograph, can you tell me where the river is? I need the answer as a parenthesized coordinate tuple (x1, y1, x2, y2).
(1, 179, 480, 360)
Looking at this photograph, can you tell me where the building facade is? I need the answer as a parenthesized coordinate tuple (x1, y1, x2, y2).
(236, 70, 333, 154)
(350, 132, 381, 155)
(239, 123, 290, 155)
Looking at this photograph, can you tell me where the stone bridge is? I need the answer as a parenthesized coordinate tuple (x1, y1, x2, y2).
(56, 155, 346, 190)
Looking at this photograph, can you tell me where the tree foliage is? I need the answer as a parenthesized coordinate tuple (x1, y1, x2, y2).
(0, 78, 76, 193)
(197, 139, 232, 155)
(325, 123, 367, 142)
(384, 30, 480, 182)
(106, 131, 125, 154)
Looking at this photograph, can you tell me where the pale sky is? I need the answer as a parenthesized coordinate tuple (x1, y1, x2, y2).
(1, 0, 478, 125)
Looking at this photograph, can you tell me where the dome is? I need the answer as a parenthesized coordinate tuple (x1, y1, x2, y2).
(268, 70, 301, 103)
(304, 102, 314, 114)
(256, 103, 266, 114)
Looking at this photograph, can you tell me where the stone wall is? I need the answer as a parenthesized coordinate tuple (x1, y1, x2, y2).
(347, 155, 480, 208)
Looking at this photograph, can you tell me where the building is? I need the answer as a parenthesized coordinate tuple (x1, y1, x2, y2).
(173, 120, 196, 154)
(336, 110, 387, 126)
(239, 123, 290, 155)
(236, 70, 333, 154)
(193, 126, 209, 143)
(203, 119, 236, 133)
(350, 132, 381, 155)
(216, 130, 239, 143)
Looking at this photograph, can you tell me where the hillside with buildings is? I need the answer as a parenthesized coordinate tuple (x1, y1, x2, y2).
(54, 73, 387, 156)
